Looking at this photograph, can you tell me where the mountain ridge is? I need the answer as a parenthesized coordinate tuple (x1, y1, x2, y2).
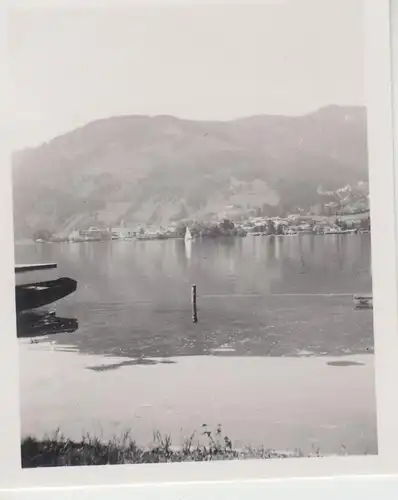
(12, 105, 369, 239)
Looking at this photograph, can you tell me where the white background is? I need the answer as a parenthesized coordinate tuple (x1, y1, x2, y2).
(1, 0, 398, 498)
(1, 476, 398, 500)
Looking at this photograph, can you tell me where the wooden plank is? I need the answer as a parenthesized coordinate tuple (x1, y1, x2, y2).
(15, 263, 57, 274)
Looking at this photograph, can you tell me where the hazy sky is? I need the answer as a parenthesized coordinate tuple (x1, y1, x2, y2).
(8, 1, 364, 149)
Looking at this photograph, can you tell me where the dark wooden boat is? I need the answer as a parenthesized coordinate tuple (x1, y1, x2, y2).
(15, 277, 77, 313)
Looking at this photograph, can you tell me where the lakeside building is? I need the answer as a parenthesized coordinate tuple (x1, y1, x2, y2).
(111, 228, 135, 240)
(81, 227, 110, 240)
(68, 230, 80, 242)
(68, 227, 111, 241)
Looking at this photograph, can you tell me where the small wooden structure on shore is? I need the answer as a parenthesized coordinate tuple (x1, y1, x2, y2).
(353, 294, 373, 309)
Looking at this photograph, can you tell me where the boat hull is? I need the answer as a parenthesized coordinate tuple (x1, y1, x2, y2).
(15, 277, 77, 313)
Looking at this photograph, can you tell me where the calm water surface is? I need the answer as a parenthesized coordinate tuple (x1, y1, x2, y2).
(15, 234, 373, 358)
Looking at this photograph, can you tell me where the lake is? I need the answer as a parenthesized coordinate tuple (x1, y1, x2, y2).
(17, 234, 377, 454)
(15, 234, 374, 358)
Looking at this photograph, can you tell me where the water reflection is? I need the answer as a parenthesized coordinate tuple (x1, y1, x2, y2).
(174, 239, 188, 270)
(185, 239, 192, 261)
(267, 236, 276, 262)
(14, 235, 373, 358)
(16, 310, 78, 338)
(274, 236, 282, 260)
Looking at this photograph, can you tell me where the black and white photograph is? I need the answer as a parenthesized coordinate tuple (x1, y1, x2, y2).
(9, 0, 380, 470)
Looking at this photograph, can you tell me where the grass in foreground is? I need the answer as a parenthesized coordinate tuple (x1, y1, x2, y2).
(21, 425, 309, 467)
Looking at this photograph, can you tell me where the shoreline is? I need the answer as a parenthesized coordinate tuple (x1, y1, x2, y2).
(20, 426, 316, 468)
(16, 231, 371, 246)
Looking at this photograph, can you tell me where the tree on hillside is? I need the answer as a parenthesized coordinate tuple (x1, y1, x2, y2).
(267, 220, 276, 235)
(360, 216, 371, 230)
(32, 229, 53, 241)
(335, 218, 348, 230)
(175, 222, 188, 238)
(220, 219, 235, 231)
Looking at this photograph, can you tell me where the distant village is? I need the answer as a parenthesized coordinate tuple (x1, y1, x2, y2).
(33, 209, 371, 243)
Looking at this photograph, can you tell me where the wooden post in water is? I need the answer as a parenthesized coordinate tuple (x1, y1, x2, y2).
(192, 284, 198, 323)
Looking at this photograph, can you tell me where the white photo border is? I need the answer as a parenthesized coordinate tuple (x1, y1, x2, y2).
(0, 0, 397, 495)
